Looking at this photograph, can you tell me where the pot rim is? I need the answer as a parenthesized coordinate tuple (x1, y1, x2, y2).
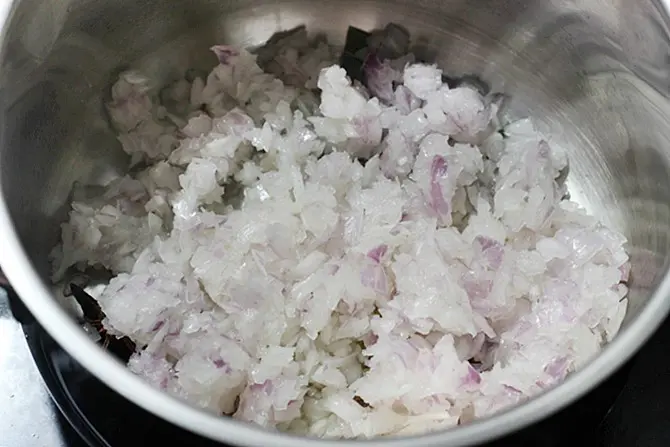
(1, 1, 670, 445)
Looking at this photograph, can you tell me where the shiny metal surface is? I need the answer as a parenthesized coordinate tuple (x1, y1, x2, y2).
(0, 287, 72, 447)
(0, 0, 670, 445)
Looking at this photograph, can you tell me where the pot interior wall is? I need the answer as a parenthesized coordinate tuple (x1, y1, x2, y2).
(1, 0, 670, 327)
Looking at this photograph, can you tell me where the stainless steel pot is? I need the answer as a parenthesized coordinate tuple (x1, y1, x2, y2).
(1, 0, 670, 445)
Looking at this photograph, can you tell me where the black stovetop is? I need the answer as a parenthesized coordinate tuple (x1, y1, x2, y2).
(1, 286, 668, 447)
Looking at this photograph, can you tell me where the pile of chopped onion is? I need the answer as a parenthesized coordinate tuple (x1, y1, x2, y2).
(50, 24, 629, 438)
